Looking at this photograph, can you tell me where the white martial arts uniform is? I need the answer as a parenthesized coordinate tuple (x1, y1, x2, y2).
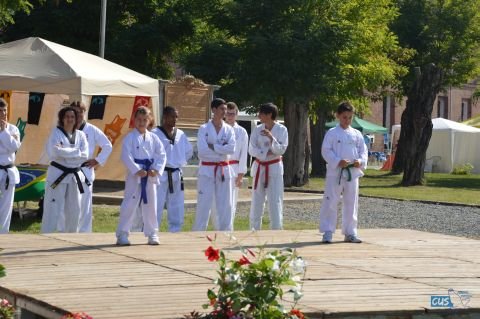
(116, 129, 166, 239)
(319, 124, 368, 236)
(249, 122, 288, 230)
(152, 126, 193, 232)
(0, 124, 21, 234)
(77, 122, 112, 232)
(41, 127, 89, 233)
(212, 122, 248, 228)
(193, 120, 235, 231)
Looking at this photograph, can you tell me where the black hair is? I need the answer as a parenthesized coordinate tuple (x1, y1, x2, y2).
(163, 106, 177, 116)
(259, 102, 278, 120)
(0, 98, 7, 108)
(211, 98, 226, 109)
(336, 101, 355, 114)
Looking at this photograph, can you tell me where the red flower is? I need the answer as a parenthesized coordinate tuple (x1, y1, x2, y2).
(238, 255, 251, 266)
(290, 309, 305, 319)
(205, 246, 220, 261)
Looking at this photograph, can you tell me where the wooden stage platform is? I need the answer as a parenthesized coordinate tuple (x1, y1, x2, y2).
(1, 229, 479, 319)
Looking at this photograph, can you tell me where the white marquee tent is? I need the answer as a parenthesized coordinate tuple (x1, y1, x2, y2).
(391, 118, 480, 173)
(0, 37, 161, 180)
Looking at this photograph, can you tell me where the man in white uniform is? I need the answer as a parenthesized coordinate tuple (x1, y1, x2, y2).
(0, 98, 21, 234)
(249, 102, 288, 230)
(193, 98, 235, 231)
(152, 106, 193, 232)
(71, 101, 112, 232)
(225, 102, 248, 218)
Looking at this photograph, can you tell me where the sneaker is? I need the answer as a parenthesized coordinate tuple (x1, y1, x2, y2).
(148, 235, 160, 245)
(344, 234, 362, 243)
(116, 235, 131, 246)
(322, 231, 333, 244)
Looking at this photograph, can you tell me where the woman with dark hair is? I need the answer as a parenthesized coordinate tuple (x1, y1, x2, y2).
(41, 106, 89, 233)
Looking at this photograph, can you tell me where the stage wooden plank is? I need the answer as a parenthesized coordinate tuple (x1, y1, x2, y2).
(0, 229, 479, 319)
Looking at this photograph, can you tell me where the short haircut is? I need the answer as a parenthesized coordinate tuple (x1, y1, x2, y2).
(259, 102, 278, 120)
(163, 106, 177, 117)
(70, 101, 87, 111)
(0, 98, 7, 108)
(211, 98, 226, 109)
(134, 106, 152, 119)
(336, 101, 355, 114)
(57, 106, 78, 127)
(226, 102, 238, 113)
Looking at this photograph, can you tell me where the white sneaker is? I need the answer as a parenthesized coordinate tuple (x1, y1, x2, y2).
(322, 231, 333, 244)
(344, 234, 362, 243)
(116, 234, 131, 246)
(148, 235, 160, 245)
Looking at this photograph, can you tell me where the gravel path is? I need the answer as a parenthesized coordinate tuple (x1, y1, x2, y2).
(236, 196, 480, 239)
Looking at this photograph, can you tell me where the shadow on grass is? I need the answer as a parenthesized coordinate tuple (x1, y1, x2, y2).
(426, 176, 480, 189)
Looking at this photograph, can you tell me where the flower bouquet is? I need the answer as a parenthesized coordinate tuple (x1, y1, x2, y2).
(0, 298, 15, 319)
(61, 312, 93, 319)
(186, 234, 307, 319)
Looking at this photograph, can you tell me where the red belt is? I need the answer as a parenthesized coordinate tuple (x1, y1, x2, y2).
(228, 160, 239, 165)
(254, 157, 282, 189)
(201, 161, 231, 182)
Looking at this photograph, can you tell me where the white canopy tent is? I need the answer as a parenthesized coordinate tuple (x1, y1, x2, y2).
(390, 118, 480, 173)
(0, 37, 161, 180)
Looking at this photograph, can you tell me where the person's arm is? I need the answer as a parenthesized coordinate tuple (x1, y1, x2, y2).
(197, 125, 218, 158)
(269, 125, 288, 156)
(238, 129, 249, 174)
(321, 130, 341, 166)
(213, 127, 235, 155)
(93, 126, 113, 166)
(356, 132, 368, 169)
(49, 130, 85, 159)
(249, 127, 266, 160)
(183, 133, 194, 163)
(0, 125, 21, 154)
(151, 135, 166, 176)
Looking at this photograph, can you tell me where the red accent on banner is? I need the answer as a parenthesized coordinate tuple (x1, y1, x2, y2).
(129, 96, 151, 128)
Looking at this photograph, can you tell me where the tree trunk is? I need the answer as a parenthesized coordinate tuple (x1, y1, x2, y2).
(392, 64, 444, 186)
(283, 100, 309, 187)
(310, 110, 328, 177)
(303, 119, 311, 184)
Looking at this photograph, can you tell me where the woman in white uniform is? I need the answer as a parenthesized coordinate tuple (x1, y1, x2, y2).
(41, 106, 89, 233)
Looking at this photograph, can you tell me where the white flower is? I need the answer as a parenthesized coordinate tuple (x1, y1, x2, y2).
(290, 257, 307, 274)
(289, 284, 304, 301)
(272, 260, 280, 271)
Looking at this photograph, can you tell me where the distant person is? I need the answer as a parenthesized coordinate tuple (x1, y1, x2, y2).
(319, 101, 368, 244)
(193, 98, 235, 231)
(249, 102, 288, 230)
(152, 106, 193, 232)
(0, 98, 21, 234)
(41, 107, 89, 233)
(116, 106, 166, 245)
(70, 101, 112, 232)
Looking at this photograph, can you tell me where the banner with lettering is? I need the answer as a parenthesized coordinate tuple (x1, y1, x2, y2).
(88, 95, 108, 120)
(128, 96, 151, 128)
(27, 92, 45, 125)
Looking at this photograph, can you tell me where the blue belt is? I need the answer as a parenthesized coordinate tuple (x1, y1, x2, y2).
(134, 158, 153, 204)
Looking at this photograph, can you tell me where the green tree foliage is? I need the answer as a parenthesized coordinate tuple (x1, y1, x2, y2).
(391, 0, 480, 185)
(0, 0, 32, 28)
(1, 0, 206, 78)
(180, 0, 406, 185)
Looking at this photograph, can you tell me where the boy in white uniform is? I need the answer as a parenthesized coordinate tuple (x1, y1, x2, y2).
(193, 98, 235, 231)
(71, 101, 112, 232)
(225, 102, 248, 219)
(41, 107, 89, 233)
(319, 101, 368, 243)
(249, 102, 288, 230)
(116, 106, 166, 245)
(152, 106, 193, 232)
(0, 98, 21, 234)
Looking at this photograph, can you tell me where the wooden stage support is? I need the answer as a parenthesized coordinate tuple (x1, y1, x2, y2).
(1, 229, 479, 318)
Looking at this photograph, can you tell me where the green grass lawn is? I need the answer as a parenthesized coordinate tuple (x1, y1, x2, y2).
(10, 169, 480, 233)
(295, 169, 480, 205)
(10, 205, 317, 234)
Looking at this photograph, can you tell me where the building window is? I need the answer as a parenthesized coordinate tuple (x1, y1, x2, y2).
(437, 96, 448, 118)
(461, 98, 472, 121)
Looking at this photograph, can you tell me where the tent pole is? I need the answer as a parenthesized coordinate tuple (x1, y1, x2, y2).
(99, 0, 107, 58)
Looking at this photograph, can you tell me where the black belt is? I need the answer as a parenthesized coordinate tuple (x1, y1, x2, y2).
(164, 167, 183, 194)
(50, 161, 91, 194)
(0, 164, 14, 190)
